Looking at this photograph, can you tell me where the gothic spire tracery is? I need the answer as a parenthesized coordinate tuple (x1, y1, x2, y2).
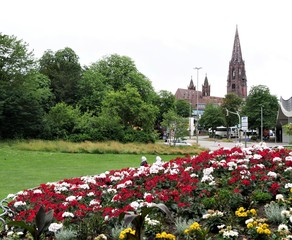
(227, 25, 247, 98)
(231, 25, 243, 63)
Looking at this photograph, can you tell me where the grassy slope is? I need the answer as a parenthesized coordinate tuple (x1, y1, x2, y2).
(0, 144, 182, 200)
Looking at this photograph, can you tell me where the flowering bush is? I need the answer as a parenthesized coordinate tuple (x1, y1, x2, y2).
(1, 143, 292, 239)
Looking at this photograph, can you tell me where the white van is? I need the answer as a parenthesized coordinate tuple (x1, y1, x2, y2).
(215, 126, 238, 139)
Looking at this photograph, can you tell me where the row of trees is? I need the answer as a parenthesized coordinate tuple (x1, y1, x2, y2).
(199, 85, 279, 139)
(0, 33, 281, 143)
(0, 33, 192, 142)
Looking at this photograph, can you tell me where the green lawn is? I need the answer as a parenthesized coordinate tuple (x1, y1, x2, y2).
(0, 145, 181, 200)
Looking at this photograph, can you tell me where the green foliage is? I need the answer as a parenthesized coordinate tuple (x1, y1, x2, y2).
(175, 99, 191, 118)
(283, 123, 292, 136)
(251, 190, 273, 203)
(76, 66, 109, 115)
(99, 84, 158, 142)
(155, 91, 176, 116)
(39, 47, 82, 105)
(161, 110, 189, 142)
(43, 102, 82, 139)
(119, 203, 172, 240)
(199, 104, 225, 131)
(0, 34, 52, 139)
(242, 85, 278, 131)
(7, 206, 54, 240)
(222, 93, 243, 128)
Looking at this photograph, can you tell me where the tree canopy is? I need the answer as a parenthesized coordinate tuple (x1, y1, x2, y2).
(242, 85, 278, 131)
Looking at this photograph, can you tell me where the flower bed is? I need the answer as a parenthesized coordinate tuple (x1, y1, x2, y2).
(2, 143, 292, 239)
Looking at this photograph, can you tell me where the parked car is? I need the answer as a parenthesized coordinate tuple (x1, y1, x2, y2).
(164, 138, 192, 146)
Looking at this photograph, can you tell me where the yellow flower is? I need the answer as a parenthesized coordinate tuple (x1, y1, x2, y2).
(246, 223, 254, 229)
(119, 228, 136, 239)
(155, 231, 176, 240)
(250, 209, 257, 216)
(189, 222, 201, 231)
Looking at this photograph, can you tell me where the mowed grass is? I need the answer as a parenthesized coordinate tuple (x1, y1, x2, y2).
(0, 140, 203, 200)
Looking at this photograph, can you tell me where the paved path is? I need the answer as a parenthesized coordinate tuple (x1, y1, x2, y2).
(187, 136, 289, 151)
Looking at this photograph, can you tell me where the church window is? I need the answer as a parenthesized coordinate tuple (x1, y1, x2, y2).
(232, 70, 235, 79)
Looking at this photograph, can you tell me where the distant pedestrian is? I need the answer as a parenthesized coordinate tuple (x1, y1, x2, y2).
(140, 156, 148, 166)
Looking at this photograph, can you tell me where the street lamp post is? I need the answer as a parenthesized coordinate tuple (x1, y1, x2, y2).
(194, 67, 202, 144)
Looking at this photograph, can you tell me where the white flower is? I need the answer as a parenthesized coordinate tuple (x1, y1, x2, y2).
(130, 201, 140, 210)
(278, 224, 288, 232)
(223, 229, 238, 238)
(203, 167, 214, 175)
(33, 189, 42, 194)
(62, 212, 74, 218)
(253, 154, 262, 159)
(245, 218, 254, 224)
(184, 167, 193, 172)
(48, 222, 63, 233)
(116, 180, 132, 189)
(273, 157, 282, 162)
(190, 173, 199, 178)
(14, 201, 26, 208)
(267, 171, 277, 178)
(97, 173, 107, 178)
(89, 199, 101, 206)
(285, 183, 292, 189)
(66, 196, 77, 202)
(6, 193, 15, 199)
(281, 210, 290, 218)
(276, 194, 284, 201)
(217, 224, 225, 229)
(78, 183, 90, 189)
(81, 176, 96, 184)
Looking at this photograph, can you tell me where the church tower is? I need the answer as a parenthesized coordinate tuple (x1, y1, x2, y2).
(227, 26, 247, 98)
(202, 74, 210, 96)
(188, 76, 196, 90)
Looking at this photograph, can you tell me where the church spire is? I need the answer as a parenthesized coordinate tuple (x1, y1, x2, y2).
(231, 25, 243, 63)
(188, 76, 195, 90)
(227, 26, 247, 98)
(202, 74, 210, 96)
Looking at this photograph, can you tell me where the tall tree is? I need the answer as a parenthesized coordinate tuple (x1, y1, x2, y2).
(39, 47, 82, 105)
(100, 84, 158, 141)
(175, 99, 191, 118)
(76, 66, 109, 115)
(199, 103, 225, 134)
(91, 54, 156, 103)
(242, 85, 278, 134)
(0, 34, 52, 138)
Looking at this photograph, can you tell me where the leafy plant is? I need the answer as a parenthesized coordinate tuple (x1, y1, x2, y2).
(264, 202, 286, 224)
(7, 206, 53, 240)
(251, 190, 273, 203)
(119, 203, 172, 240)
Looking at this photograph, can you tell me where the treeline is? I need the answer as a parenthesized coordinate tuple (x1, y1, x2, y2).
(0, 33, 191, 142)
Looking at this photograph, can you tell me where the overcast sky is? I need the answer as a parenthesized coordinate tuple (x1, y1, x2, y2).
(1, 0, 292, 99)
